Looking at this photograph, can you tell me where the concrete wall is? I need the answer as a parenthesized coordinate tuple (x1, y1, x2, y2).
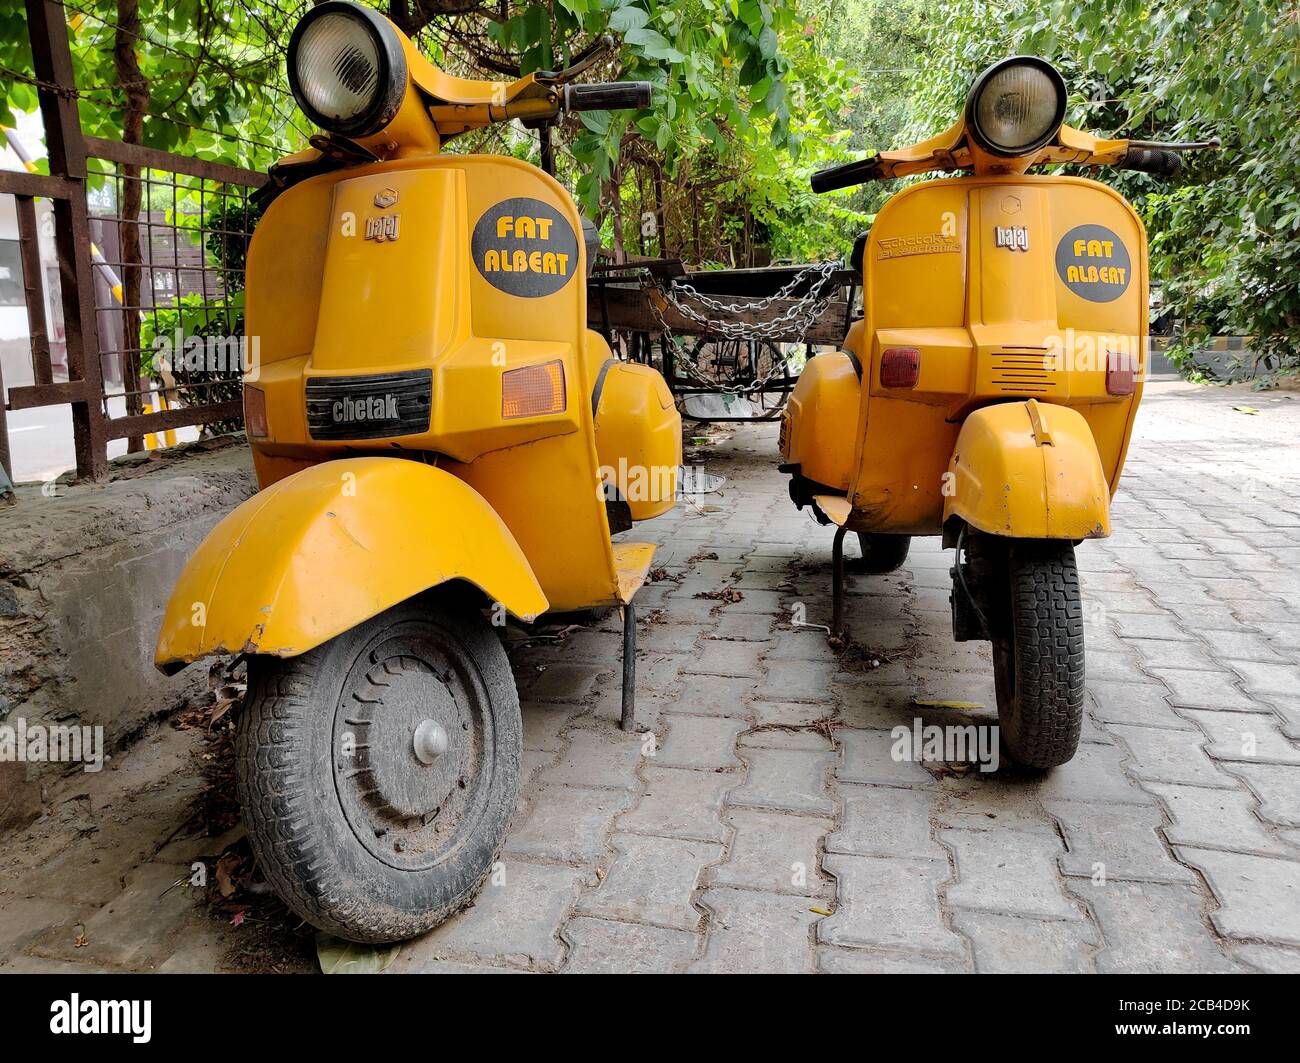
(0, 441, 256, 828)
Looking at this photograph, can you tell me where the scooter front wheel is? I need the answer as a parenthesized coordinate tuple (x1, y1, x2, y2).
(990, 540, 1084, 769)
(236, 598, 521, 943)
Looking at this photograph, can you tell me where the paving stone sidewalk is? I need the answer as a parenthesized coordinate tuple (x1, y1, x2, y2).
(391, 380, 1300, 974)
(2, 379, 1298, 973)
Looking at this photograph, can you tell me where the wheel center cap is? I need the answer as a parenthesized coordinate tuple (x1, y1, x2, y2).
(413, 719, 448, 764)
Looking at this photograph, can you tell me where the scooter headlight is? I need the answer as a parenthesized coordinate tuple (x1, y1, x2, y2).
(966, 57, 1066, 157)
(287, 1, 407, 138)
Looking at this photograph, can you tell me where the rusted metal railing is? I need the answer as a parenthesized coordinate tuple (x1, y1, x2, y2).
(0, 0, 264, 485)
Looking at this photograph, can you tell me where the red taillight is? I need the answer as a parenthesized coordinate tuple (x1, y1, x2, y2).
(1106, 351, 1137, 396)
(880, 347, 920, 389)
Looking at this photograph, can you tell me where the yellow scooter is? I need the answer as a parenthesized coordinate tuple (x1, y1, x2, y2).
(154, 2, 679, 942)
(782, 57, 1214, 769)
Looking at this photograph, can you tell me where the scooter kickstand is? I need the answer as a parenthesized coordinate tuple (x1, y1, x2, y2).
(831, 525, 848, 639)
(620, 602, 637, 732)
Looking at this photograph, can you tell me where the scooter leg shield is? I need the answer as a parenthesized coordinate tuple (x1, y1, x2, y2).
(943, 400, 1111, 540)
(154, 457, 548, 673)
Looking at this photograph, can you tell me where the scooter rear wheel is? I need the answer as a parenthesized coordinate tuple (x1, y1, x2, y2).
(991, 540, 1084, 769)
(855, 533, 911, 574)
(236, 598, 521, 943)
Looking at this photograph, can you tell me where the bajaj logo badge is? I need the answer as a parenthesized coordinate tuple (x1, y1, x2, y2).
(373, 188, 399, 208)
(995, 225, 1030, 251)
(332, 394, 399, 424)
(365, 214, 400, 242)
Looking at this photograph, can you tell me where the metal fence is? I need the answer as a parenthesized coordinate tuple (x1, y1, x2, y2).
(0, 0, 264, 485)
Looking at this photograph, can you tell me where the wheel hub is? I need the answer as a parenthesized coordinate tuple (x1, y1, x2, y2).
(349, 662, 466, 821)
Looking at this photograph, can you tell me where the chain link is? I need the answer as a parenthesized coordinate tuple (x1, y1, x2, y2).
(645, 260, 843, 395)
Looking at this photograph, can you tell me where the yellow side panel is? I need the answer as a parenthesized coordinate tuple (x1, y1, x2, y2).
(944, 401, 1110, 540)
(155, 458, 548, 668)
(781, 349, 860, 491)
(594, 361, 682, 521)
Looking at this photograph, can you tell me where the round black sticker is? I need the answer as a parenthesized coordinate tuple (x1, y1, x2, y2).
(472, 197, 580, 298)
(1055, 224, 1132, 303)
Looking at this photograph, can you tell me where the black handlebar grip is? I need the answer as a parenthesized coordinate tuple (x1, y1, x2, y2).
(1118, 147, 1183, 179)
(810, 156, 882, 193)
(564, 82, 653, 112)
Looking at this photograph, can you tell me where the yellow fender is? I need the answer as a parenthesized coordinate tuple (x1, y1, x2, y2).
(944, 400, 1111, 540)
(155, 457, 548, 672)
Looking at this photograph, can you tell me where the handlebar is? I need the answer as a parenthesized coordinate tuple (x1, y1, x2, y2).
(563, 82, 653, 112)
(1117, 147, 1183, 179)
(810, 156, 882, 193)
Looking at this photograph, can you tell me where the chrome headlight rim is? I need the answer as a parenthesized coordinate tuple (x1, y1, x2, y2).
(287, 1, 408, 139)
(965, 55, 1067, 159)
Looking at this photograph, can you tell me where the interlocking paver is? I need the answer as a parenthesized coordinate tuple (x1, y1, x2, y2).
(1031, 744, 1156, 805)
(561, 917, 698, 974)
(1148, 668, 1258, 711)
(1068, 879, 1237, 973)
(1145, 781, 1289, 856)
(1232, 944, 1300, 974)
(666, 675, 755, 717)
(1106, 724, 1234, 788)
(691, 889, 819, 973)
(942, 829, 1080, 920)
(1086, 681, 1194, 731)
(1176, 848, 1300, 946)
(756, 659, 838, 702)
(1223, 762, 1300, 827)
(616, 766, 735, 842)
(1047, 800, 1195, 884)
(505, 786, 632, 863)
(577, 833, 721, 931)
(837, 728, 933, 787)
(656, 715, 747, 770)
(816, 948, 964, 974)
(711, 808, 834, 896)
(827, 784, 944, 859)
(682, 639, 768, 677)
(538, 726, 645, 790)
(407, 860, 585, 969)
(1181, 709, 1300, 765)
(729, 745, 835, 814)
(952, 910, 1098, 973)
(818, 853, 963, 957)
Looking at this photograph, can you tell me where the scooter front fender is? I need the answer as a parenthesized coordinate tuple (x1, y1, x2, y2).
(944, 400, 1111, 540)
(155, 457, 548, 673)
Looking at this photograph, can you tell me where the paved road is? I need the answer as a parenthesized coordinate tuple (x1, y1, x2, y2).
(2, 379, 1297, 973)
(391, 379, 1300, 973)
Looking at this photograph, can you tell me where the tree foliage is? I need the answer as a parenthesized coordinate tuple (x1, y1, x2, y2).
(911, 0, 1300, 373)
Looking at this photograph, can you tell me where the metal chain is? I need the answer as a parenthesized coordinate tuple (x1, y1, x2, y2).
(645, 260, 843, 394)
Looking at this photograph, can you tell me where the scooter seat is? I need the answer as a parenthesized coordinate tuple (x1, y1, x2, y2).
(850, 230, 870, 281)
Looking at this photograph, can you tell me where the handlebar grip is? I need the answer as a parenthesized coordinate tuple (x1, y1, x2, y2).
(1118, 147, 1183, 179)
(564, 82, 653, 112)
(810, 156, 882, 193)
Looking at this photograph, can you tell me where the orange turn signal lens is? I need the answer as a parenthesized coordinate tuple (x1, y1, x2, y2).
(502, 359, 566, 419)
(243, 384, 269, 438)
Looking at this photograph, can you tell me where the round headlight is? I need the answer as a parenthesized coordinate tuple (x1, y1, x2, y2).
(966, 57, 1066, 157)
(287, 2, 407, 138)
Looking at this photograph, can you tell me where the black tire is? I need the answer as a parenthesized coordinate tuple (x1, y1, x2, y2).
(855, 532, 911, 574)
(991, 540, 1084, 769)
(236, 598, 521, 943)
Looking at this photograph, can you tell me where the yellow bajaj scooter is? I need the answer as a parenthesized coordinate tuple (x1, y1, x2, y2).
(153, 2, 680, 942)
(781, 58, 1214, 769)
